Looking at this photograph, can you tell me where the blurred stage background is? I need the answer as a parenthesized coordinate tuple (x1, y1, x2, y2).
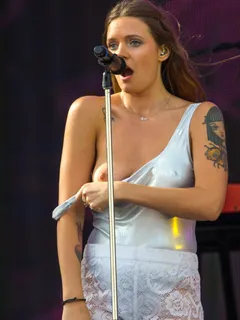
(2, 0, 240, 319)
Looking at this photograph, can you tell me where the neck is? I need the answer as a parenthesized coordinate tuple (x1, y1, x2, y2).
(120, 82, 170, 117)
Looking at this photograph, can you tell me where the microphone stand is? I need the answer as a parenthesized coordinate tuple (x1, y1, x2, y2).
(102, 69, 119, 320)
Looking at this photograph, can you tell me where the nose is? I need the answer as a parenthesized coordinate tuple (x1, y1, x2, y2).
(115, 43, 129, 59)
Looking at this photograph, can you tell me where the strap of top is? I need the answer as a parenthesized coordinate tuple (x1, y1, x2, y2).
(177, 103, 201, 131)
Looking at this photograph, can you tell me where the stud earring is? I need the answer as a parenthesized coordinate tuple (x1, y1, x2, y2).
(160, 46, 168, 57)
(160, 48, 167, 56)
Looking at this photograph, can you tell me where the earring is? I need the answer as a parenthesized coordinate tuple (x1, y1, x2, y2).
(160, 46, 167, 56)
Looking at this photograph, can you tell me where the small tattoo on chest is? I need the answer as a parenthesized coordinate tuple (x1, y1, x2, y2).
(102, 106, 115, 121)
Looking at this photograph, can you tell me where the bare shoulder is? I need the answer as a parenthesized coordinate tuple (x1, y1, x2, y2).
(68, 95, 105, 119)
(191, 101, 224, 124)
(189, 101, 224, 138)
(190, 101, 226, 145)
(59, 95, 105, 203)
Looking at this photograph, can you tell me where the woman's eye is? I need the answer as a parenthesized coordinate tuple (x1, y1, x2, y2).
(129, 39, 141, 47)
(108, 43, 118, 51)
(212, 124, 219, 131)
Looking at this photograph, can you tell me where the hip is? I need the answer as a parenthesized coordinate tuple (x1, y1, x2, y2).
(81, 244, 203, 319)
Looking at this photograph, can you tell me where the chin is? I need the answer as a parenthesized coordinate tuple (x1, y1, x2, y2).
(119, 84, 146, 95)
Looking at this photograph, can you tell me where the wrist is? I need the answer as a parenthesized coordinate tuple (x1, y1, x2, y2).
(63, 297, 86, 306)
(62, 297, 86, 309)
(114, 181, 127, 202)
(63, 290, 84, 301)
(63, 301, 86, 311)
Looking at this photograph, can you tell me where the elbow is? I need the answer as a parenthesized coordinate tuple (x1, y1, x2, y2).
(202, 201, 224, 221)
(206, 210, 221, 222)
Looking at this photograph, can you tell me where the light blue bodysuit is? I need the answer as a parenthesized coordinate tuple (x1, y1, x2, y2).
(88, 103, 199, 253)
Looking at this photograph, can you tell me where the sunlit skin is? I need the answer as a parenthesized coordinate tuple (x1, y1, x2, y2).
(79, 16, 176, 210)
(58, 9, 228, 320)
(106, 16, 171, 116)
(78, 17, 186, 211)
(76, 17, 227, 219)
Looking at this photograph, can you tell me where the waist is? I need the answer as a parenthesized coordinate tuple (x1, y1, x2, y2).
(88, 208, 197, 253)
(83, 243, 199, 269)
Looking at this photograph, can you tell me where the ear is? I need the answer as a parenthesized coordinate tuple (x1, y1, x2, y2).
(158, 45, 170, 62)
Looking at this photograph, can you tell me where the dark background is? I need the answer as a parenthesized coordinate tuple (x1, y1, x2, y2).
(2, 0, 240, 319)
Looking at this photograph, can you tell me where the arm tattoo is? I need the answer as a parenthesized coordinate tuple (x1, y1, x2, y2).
(74, 222, 83, 262)
(203, 106, 228, 171)
(102, 106, 115, 121)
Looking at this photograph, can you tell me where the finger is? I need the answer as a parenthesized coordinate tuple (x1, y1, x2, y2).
(78, 182, 91, 196)
(77, 183, 90, 199)
(82, 198, 88, 208)
(76, 191, 83, 205)
(87, 199, 102, 212)
(76, 185, 89, 206)
(77, 188, 86, 204)
(82, 194, 91, 207)
(89, 205, 102, 212)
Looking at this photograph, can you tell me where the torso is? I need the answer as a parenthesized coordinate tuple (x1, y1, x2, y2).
(92, 93, 193, 182)
(88, 100, 200, 252)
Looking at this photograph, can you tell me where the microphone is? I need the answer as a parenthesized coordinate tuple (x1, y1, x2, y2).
(94, 45, 126, 75)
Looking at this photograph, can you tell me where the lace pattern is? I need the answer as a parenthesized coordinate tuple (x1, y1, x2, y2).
(81, 245, 203, 320)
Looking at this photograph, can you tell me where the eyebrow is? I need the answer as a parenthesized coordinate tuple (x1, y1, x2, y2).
(107, 34, 144, 43)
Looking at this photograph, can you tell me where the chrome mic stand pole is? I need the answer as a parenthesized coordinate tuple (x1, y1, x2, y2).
(102, 69, 118, 320)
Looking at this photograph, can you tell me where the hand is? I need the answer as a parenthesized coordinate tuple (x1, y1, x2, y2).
(62, 302, 91, 320)
(78, 181, 109, 212)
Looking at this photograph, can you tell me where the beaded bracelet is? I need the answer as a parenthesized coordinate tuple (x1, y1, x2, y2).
(62, 297, 86, 306)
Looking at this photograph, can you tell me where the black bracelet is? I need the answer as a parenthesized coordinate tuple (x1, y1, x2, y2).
(62, 297, 86, 306)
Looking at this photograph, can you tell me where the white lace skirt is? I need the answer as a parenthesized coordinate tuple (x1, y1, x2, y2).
(81, 244, 204, 320)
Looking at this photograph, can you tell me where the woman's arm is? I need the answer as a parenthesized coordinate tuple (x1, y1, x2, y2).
(115, 102, 228, 221)
(57, 96, 99, 306)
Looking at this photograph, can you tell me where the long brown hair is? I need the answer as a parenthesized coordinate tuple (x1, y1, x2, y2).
(102, 0, 206, 102)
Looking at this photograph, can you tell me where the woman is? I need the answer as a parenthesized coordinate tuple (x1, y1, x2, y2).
(55, 0, 228, 319)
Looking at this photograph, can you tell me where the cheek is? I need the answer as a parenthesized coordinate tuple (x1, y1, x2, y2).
(138, 48, 156, 61)
(138, 57, 160, 81)
(136, 49, 159, 74)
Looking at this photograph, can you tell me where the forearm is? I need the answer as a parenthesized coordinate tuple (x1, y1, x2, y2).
(117, 182, 223, 221)
(57, 210, 84, 299)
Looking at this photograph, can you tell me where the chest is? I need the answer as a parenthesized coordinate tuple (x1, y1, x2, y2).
(93, 111, 186, 181)
(112, 119, 174, 161)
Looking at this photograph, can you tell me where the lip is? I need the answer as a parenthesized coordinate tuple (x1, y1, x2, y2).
(120, 66, 134, 81)
(120, 74, 133, 81)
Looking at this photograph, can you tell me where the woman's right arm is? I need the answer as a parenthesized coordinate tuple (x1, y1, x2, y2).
(57, 96, 99, 318)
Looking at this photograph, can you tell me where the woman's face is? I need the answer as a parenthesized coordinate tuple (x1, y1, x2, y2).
(209, 121, 225, 140)
(106, 17, 165, 94)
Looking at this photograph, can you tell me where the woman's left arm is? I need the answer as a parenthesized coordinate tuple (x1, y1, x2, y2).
(116, 102, 228, 221)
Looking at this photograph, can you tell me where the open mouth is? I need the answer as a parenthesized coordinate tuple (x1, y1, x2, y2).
(121, 67, 134, 78)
